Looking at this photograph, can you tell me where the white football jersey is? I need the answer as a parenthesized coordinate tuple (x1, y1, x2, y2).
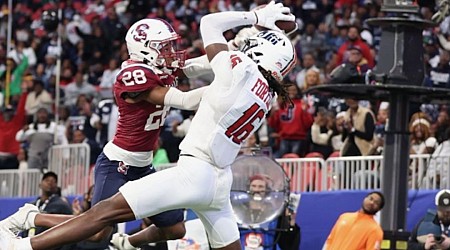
(180, 51, 274, 168)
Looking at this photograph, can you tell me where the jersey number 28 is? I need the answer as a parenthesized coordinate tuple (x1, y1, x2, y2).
(122, 69, 147, 86)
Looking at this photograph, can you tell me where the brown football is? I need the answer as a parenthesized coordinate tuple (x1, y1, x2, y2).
(255, 19, 297, 34)
(252, 4, 297, 34)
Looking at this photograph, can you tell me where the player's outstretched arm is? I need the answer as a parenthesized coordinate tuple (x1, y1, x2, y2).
(121, 84, 208, 110)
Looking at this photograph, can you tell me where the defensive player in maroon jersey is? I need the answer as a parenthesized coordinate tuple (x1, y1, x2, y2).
(0, 18, 207, 245)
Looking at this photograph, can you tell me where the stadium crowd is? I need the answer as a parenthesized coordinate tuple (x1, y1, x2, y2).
(0, 0, 449, 172)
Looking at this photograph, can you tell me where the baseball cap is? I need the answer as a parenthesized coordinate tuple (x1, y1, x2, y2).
(42, 171, 58, 182)
(435, 190, 450, 209)
(347, 45, 362, 53)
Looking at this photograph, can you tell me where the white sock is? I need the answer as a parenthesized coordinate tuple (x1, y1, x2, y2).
(16, 237, 33, 250)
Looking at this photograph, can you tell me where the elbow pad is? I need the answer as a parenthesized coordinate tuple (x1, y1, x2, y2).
(163, 86, 208, 110)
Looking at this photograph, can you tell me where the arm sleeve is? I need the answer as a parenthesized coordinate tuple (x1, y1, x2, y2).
(311, 123, 333, 145)
(324, 221, 338, 249)
(182, 55, 213, 78)
(200, 11, 256, 48)
(365, 228, 383, 250)
(13, 92, 27, 125)
(164, 86, 208, 110)
(354, 113, 375, 141)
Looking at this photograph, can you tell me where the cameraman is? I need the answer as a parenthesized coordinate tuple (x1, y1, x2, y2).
(408, 190, 450, 250)
(238, 174, 301, 250)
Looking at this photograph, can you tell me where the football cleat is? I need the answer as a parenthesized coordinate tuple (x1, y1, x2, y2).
(0, 203, 39, 235)
(111, 233, 141, 250)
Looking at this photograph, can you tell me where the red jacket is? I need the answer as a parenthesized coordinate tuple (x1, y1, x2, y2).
(267, 99, 314, 140)
(336, 39, 375, 68)
(0, 93, 27, 155)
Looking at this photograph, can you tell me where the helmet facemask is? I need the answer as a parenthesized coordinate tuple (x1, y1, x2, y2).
(151, 38, 186, 74)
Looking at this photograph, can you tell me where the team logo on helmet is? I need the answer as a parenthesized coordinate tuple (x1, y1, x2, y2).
(133, 24, 150, 42)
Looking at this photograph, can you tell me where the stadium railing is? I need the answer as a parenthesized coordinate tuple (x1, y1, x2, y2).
(1, 145, 449, 197)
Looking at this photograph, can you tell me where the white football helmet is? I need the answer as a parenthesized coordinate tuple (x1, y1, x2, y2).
(125, 18, 186, 71)
(241, 30, 297, 82)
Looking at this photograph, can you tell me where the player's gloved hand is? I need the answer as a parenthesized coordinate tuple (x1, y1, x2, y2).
(228, 26, 259, 51)
(182, 55, 212, 78)
(253, 1, 294, 32)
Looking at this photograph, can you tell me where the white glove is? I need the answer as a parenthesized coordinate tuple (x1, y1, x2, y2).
(228, 26, 259, 51)
(253, 1, 294, 32)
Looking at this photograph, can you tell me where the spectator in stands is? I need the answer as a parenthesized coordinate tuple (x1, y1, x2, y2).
(268, 84, 314, 158)
(408, 189, 450, 250)
(302, 69, 329, 115)
(71, 184, 111, 249)
(1, 56, 29, 101)
(87, 62, 104, 86)
(333, 25, 374, 69)
(331, 111, 346, 153)
(0, 92, 27, 170)
(340, 98, 375, 157)
(238, 174, 301, 250)
(90, 98, 118, 148)
(346, 45, 372, 73)
(65, 14, 92, 47)
(309, 107, 335, 158)
(9, 39, 37, 68)
(431, 109, 450, 144)
(17, 147, 28, 170)
(23, 172, 73, 238)
(374, 102, 389, 138)
(15, 106, 68, 171)
(409, 114, 437, 155)
(40, 48, 59, 89)
(24, 79, 53, 122)
(426, 129, 450, 188)
(69, 94, 97, 142)
(100, 7, 127, 55)
(98, 58, 120, 99)
(298, 23, 326, 66)
(423, 49, 450, 89)
(152, 137, 170, 167)
(324, 191, 384, 250)
(70, 128, 101, 165)
(295, 52, 323, 90)
(371, 102, 389, 155)
(63, 71, 97, 107)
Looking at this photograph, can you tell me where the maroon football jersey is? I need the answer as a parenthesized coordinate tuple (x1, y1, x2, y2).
(113, 63, 170, 152)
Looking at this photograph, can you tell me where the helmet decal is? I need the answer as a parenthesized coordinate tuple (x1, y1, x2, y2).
(133, 23, 150, 42)
(241, 30, 296, 82)
(125, 18, 186, 72)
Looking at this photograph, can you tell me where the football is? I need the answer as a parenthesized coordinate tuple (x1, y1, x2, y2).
(255, 19, 297, 35)
(252, 4, 297, 35)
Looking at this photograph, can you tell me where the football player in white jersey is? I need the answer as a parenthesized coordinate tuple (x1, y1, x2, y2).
(0, 2, 297, 250)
